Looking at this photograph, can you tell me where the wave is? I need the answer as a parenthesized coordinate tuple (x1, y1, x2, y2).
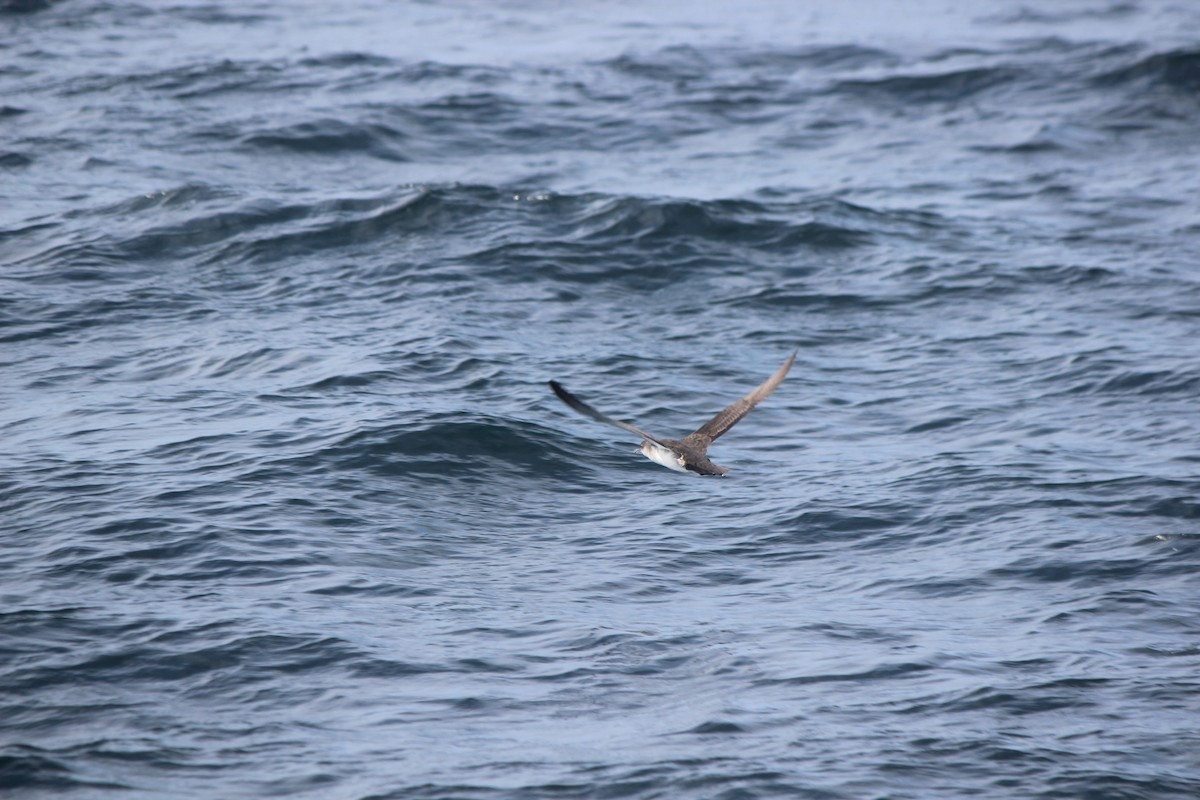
(835, 66, 1020, 104)
(1092, 47, 1200, 93)
(4, 182, 902, 323)
(319, 414, 598, 483)
(242, 119, 409, 161)
(0, 745, 130, 793)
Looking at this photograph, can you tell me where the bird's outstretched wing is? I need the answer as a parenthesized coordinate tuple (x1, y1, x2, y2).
(689, 349, 797, 443)
(549, 380, 670, 446)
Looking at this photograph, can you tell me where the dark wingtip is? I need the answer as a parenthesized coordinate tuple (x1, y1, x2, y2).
(549, 380, 584, 411)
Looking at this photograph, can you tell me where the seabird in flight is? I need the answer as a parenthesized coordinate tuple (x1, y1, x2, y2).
(549, 349, 797, 476)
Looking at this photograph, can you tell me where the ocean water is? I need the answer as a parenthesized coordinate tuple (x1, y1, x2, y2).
(3, 1, 1200, 797)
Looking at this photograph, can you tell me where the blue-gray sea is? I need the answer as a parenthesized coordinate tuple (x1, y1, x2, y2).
(3, 1, 1200, 798)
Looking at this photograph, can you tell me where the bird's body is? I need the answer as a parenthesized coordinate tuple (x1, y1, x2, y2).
(549, 349, 796, 476)
(640, 439, 691, 473)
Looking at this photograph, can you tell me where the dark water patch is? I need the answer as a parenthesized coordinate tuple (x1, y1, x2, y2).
(145, 58, 296, 99)
(567, 195, 867, 249)
(903, 415, 971, 434)
(900, 679, 1109, 718)
(873, 577, 989, 599)
(804, 622, 911, 646)
(692, 286, 889, 314)
(0, 751, 71, 791)
(95, 182, 234, 216)
(41, 547, 319, 587)
(1018, 263, 1118, 286)
(1139, 495, 1200, 520)
(49, 57, 272, 98)
(172, 5, 275, 26)
(758, 660, 933, 688)
(384, 351, 502, 392)
(603, 45, 713, 84)
(1046, 772, 1200, 800)
(975, 123, 1114, 154)
(320, 414, 591, 483)
(1132, 644, 1200, 659)
(549, 631, 701, 678)
(450, 625, 550, 641)
(215, 187, 446, 266)
(987, 555, 1159, 589)
(20, 184, 917, 307)
(1059, 364, 1200, 398)
(395, 60, 508, 85)
(732, 43, 899, 72)
(1020, 475, 1200, 519)
(408, 90, 522, 126)
(360, 783, 488, 800)
(468, 193, 879, 273)
(3, 458, 137, 527)
(8, 235, 134, 275)
(895, 737, 1064, 773)
(0, 220, 59, 251)
(0, 746, 130, 793)
(298, 52, 395, 70)
(2, 0, 48, 11)
(242, 119, 409, 160)
(682, 720, 747, 735)
(558, 630, 642, 653)
(308, 580, 437, 598)
(1092, 369, 1200, 397)
(0, 151, 32, 167)
(835, 66, 1020, 105)
(146, 432, 267, 468)
(1041, 588, 1173, 624)
(1093, 47, 1200, 93)
(989, 4, 1139, 25)
(0, 607, 157, 678)
(13, 198, 306, 270)
(699, 505, 909, 567)
(206, 346, 315, 380)
(292, 369, 400, 394)
(783, 507, 911, 537)
(18, 633, 365, 689)
(351, 658, 476, 680)
(34, 187, 429, 271)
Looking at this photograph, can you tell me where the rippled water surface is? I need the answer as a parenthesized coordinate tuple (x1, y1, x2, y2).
(3, 1, 1200, 798)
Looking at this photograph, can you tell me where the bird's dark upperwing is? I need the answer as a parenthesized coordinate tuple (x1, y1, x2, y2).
(549, 381, 670, 446)
(689, 349, 797, 443)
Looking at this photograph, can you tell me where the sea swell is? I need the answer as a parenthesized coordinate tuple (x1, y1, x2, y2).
(3, 1, 1200, 798)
